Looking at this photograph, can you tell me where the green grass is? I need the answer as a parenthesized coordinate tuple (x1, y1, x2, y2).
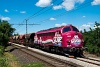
(0, 45, 9, 67)
(1, 46, 45, 67)
(0, 57, 8, 67)
(22, 62, 44, 67)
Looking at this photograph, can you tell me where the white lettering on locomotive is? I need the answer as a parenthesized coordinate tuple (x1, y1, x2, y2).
(53, 32, 62, 46)
(34, 35, 38, 43)
(39, 37, 42, 44)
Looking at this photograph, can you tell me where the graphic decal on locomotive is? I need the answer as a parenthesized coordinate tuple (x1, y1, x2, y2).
(53, 32, 62, 46)
(34, 35, 38, 43)
(42, 39, 53, 44)
(34, 32, 62, 46)
(71, 35, 81, 46)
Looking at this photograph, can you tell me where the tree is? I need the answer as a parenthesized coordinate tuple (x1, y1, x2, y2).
(0, 20, 15, 47)
(82, 21, 100, 55)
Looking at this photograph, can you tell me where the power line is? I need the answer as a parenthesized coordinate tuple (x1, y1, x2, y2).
(14, 0, 60, 33)
(35, 0, 92, 24)
(14, 0, 92, 34)
(28, 0, 63, 20)
(14, 0, 58, 32)
(11, 20, 40, 34)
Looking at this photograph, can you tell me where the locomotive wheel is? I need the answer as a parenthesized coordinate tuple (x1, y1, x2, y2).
(74, 50, 85, 58)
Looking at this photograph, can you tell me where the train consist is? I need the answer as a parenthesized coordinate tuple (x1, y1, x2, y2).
(10, 25, 85, 57)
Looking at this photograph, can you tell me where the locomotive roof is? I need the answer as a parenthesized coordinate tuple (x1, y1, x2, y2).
(36, 25, 72, 34)
(38, 26, 63, 32)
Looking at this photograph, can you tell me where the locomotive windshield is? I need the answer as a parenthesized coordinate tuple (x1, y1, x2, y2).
(72, 26, 79, 32)
(63, 27, 71, 33)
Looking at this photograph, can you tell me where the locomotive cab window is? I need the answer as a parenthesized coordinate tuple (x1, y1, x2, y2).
(72, 26, 79, 32)
(63, 27, 71, 33)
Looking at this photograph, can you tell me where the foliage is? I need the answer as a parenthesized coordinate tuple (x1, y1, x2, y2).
(0, 45, 5, 56)
(0, 57, 8, 67)
(0, 45, 8, 67)
(82, 21, 100, 55)
(0, 20, 15, 47)
(14, 33, 19, 36)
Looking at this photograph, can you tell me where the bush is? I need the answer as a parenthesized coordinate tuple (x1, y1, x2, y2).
(82, 22, 100, 55)
(0, 45, 8, 67)
(0, 57, 8, 67)
(0, 45, 5, 56)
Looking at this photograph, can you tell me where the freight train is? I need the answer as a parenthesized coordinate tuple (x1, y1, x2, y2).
(9, 25, 85, 57)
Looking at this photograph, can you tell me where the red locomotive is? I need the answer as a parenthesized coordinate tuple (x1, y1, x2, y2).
(10, 25, 85, 57)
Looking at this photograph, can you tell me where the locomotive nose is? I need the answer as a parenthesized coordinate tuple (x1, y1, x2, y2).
(70, 32, 82, 47)
(64, 31, 83, 47)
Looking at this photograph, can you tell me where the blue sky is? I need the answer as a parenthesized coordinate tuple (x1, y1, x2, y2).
(0, 0, 100, 34)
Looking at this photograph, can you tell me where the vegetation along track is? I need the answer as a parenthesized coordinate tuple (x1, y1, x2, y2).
(10, 42, 100, 67)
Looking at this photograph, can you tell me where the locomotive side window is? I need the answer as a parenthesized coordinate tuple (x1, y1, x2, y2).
(72, 26, 79, 32)
(63, 27, 71, 33)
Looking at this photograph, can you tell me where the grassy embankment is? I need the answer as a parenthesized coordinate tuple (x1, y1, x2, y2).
(0, 45, 44, 67)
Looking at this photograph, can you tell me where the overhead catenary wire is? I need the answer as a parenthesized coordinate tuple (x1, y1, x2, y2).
(27, 0, 61, 20)
(14, 0, 92, 34)
(35, 0, 93, 24)
(14, 0, 63, 33)
(14, 0, 58, 29)
(27, 0, 92, 33)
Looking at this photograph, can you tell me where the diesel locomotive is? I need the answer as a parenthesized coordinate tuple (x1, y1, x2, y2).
(10, 25, 85, 57)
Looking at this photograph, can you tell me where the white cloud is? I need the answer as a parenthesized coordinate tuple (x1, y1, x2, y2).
(4, 9, 9, 12)
(55, 23, 67, 27)
(62, 0, 75, 11)
(79, 22, 94, 31)
(35, 0, 52, 7)
(53, 5, 62, 10)
(79, 24, 91, 31)
(53, 0, 85, 11)
(20, 11, 26, 14)
(82, 16, 86, 18)
(1, 16, 11, 21)
(50, 17, 56, 20)
(94, 25, 100, 28)
(91, 0, 100, 5)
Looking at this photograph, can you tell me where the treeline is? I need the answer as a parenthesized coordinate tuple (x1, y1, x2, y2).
(82, 22, 100, 55)
(0, 20, 15, 55)
(0, 20, 15, 67)
(0, 20, 15, 47)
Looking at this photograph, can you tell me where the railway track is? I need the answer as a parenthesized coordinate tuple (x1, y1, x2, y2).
(76, 57, 100, 66)
(10, 42, 80, 67)
(10, 42, 100, 67)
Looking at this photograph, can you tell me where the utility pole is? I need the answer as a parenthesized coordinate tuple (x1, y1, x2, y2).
(12, 20, 40, 48)
(25, 19, 28, 48)
(25, 19, 28, 35)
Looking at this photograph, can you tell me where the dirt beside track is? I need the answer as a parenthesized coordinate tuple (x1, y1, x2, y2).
(6, 45, 52, 67)
(84, 51, 100, 58)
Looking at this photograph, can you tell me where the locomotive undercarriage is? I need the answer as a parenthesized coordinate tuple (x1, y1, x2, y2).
(33, 43, 85, 57)
(62, 47, 85, 57)
(13, 39, 85, 58)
